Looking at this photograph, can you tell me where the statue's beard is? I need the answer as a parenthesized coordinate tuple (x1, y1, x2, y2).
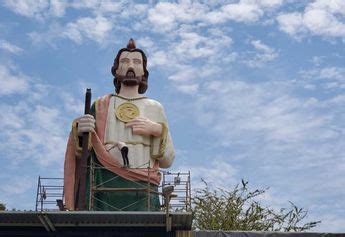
(117, 69, 142, 86)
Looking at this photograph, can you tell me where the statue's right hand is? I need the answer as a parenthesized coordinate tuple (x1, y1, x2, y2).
(77, 114, 95, 134)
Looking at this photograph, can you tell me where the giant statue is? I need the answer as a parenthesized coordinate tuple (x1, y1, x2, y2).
(64, 39, 175, 211)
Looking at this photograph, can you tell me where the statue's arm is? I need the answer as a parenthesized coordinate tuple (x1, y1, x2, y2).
(150, 104, 175, 168)
(156, 124, 175, 168)
(71, 102, 96, 156)
(64, 102, 96, 210)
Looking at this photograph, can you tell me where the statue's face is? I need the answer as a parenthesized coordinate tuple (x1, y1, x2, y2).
(116, 51, 144, 79)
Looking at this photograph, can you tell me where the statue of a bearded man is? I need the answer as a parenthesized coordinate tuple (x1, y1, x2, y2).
(64, 39, 175, 211)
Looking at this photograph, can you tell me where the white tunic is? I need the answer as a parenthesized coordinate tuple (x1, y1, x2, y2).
(104, 95, 175, 168)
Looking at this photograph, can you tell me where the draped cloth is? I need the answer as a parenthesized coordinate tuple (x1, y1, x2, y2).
(64, 94, 165, 210)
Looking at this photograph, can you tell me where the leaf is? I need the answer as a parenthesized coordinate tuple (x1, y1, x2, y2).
(191, 179, 320, 232)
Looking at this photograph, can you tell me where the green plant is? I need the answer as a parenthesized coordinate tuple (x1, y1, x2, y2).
(191, 179, 320, 231)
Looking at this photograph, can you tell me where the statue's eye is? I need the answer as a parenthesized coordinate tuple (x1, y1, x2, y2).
(133, 59, 142, 64)
(120, 58, 130, 63)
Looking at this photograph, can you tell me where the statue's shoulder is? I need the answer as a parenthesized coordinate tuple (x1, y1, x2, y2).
(143, 98, 164, 109)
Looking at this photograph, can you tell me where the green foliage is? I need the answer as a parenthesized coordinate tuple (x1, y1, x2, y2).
(0, 202, 6, 211)
(191, 179, 320, 231)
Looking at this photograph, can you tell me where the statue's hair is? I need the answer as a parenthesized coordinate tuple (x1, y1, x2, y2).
(111, 38, 149, 94)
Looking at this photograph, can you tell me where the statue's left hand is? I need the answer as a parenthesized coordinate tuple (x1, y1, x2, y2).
(125, 117, 162, 137)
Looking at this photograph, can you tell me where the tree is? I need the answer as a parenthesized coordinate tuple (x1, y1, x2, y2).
(191, 179, 320, 231)
(0, 202, 6, 211)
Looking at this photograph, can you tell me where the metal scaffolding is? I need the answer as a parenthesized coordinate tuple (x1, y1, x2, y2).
(35, 177, 64, 211)
(35, 167, 191, 212)
(87, 159, 159, 211)
(161, 171, 191, 212)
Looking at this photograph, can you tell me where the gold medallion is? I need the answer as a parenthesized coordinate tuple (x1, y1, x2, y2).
(115, 102, 140, 123)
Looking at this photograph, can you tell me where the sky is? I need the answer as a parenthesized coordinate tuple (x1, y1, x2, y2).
(0, 0, 344, 232)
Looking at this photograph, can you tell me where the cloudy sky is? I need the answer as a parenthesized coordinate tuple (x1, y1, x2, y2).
(0, 0, 344, 232)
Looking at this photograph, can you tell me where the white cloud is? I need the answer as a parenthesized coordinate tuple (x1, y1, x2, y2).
(206, 3, 262, 24)
(191, 78, 343, 164)
(221, 2, 264, 23)
(142, 27, 233, 94)
(70, 0, 99, 9)
(22, 1, 284, 48)
(308, 0, 345, 15)
(0, 102, 68, 167)
(168, 66, 198, 82)
(150, 50, 169, 67)
(258, 0, 283, 9)
(98, 0, 122, 13)
(3, 0, 48, 18)
(174, 31, 232, 60)
(137, 37, 154, 50)
(3, 0, 67, 19)
(0, 63, 79, 168)
(0, 176, 33, 195)
(71, 0, 125, 14)
(60, 91, 84, 115)
(319, 67, 345, 80)
(277, 12, 304, 36)
(277, 0, 345, 40)
(0, 172, 39, 210)
(3, 0, 125, 19)
(63, 16, 113, 44)
(312, 214, 345, 232)
(175, 76, 345, 231)
(311, 56, 326, 66)
(304, 9, 345, 37)
(148, 0, 284, 32)
(175, 159, 238, 191)
(28, 23, 62, 46)
(251, 39, 274, 53)
(167, 63, 222, 93)
(29, 16, 113, 45)
(148, 2, 206, 32)
(145, 25, 233, 92)
(300, 66, 345, 89)
(205, 0, 283, 24)
(49, 0, 67, 17)
(1, 110, 23, 130)
(0, 65, 29, 95)
(242, 39, 278, 68)
(147, 3, 180, 31)
(0, 40, 23, 54)
(175, 84, 199, 95)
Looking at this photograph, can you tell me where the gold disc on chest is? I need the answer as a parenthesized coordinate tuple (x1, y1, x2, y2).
(115, 102, 140, 123)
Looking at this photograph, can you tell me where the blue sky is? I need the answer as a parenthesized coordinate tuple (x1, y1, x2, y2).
(0, 0, 345, 232)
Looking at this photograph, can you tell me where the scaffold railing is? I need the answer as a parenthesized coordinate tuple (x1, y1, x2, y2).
(35, 176, 64, 211)
(161, 171, 191, 211)
(35, 167, 191, 212)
